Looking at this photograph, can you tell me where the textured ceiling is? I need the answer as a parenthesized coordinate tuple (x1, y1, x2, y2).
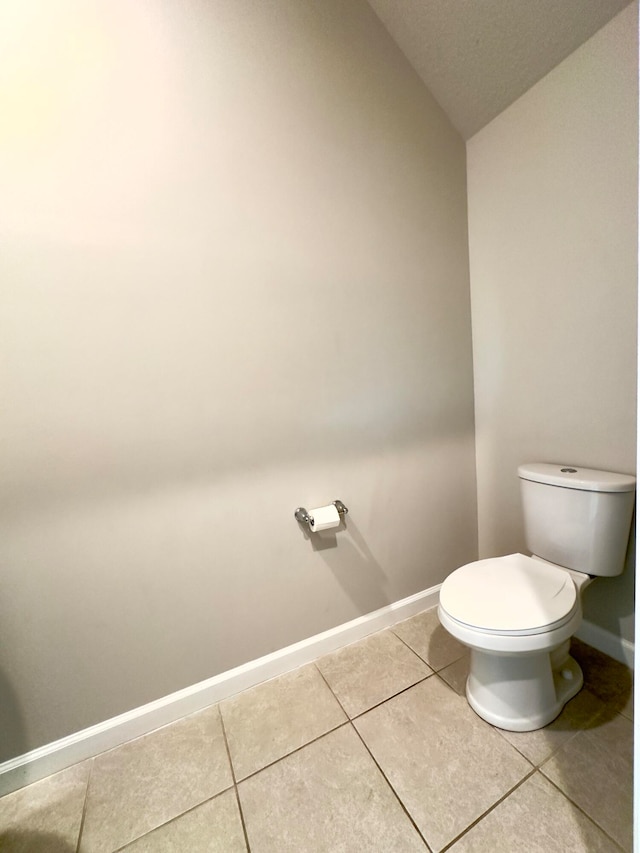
(366, 0, 634, 139)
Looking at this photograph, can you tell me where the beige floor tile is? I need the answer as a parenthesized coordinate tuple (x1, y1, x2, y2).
(79, 704, 233, 853)
(449, 772, 620, 852)
(354, 676, 531, 852)
(541, 711, 633, 851)
(316, 629, 432, 717)
(437, 652, 470, 695)
(497, 687, 608, 767)
(221, 664, 347, 780)
(571, 639, 633, 720)
(118, 789, 246, 853)
(392, 607, 466, 670)
(0, 762, 90, 853)
(238, 724, 427, 852)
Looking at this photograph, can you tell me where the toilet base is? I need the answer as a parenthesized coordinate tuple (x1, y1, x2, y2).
(466, 642, 583, 732)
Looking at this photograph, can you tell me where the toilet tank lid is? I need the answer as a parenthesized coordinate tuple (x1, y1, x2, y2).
(518, 463, 636, 493)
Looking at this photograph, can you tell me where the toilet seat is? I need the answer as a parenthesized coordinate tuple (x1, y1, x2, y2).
(439, 553, 579, 637)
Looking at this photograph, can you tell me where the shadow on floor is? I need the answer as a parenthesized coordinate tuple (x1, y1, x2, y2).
(569, 637, 633, 725)
(0, 830, 76, 853)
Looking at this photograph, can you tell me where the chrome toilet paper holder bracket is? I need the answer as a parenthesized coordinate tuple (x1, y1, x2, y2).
(294, 500, 348, 528)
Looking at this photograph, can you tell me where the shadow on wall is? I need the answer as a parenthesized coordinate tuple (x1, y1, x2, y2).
(0, 831, 76, 852)
(298, 517, 390, 614)
(5, 418, 475, 521)
(0, 669, 26, 764)
(581, 520, 636, 637)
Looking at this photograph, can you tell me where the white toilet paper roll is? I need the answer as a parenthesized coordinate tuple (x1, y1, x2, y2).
(309, 504, 341, 532)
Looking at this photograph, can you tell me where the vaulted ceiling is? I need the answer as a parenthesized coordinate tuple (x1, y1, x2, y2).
(366, 0, 634, 138)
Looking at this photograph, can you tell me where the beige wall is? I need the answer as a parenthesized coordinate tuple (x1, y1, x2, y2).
(467, 5, 638, 641)
(0, 0, 476, 758)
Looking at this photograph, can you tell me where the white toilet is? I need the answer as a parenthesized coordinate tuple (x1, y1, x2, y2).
(438, 463, 636, 732)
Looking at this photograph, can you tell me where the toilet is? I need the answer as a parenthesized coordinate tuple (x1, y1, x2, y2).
(438, 463, 636, 732)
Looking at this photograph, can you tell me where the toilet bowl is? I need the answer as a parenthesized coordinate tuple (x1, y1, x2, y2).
(437, 463, 635, 732)
(438, 553, 587, 731)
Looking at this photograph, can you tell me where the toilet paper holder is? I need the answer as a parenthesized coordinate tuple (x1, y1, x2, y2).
(294, 500, 348, 528)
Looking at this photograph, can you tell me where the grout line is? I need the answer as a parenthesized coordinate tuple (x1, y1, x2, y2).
(389, 629, 436, 671)
(217, 704, 238, 787)
(348, 673, 433, 721)
(312, 663, 351, 718)
(493, 719, 580, 771)
(231, 783, 252, 853)
(491, 685, 617, 772)
(111, 788, 236, 852)
(310, 660, 430, 726)
(312, 659, 433, 850)
(216, 673, 351, 791)
(218, 705, 252, 853)
(490, 730, 537, 770)
(74, 758, 94, 853)
(233, 718, 351, 784)
(540, 771, 628, 852)
(432, 653, 469, 675)
(433, 670, 468, 698)
(438, 767, 539, 852)
(111, 706, 246, 852)
(348, 720, 432, 851)
(390, 626, 467, 677)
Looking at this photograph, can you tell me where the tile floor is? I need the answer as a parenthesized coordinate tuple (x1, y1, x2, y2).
(0, 607, 633, 852)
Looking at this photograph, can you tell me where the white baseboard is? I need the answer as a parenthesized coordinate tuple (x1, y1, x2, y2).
(575, 619, 635, 669)
(0, 585, 440, 797)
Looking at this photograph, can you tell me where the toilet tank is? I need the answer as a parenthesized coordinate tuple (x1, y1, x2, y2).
(518, 463, 636, 577)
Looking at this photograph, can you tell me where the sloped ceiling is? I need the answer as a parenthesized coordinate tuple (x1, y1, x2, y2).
(366, 0, 634, 139)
